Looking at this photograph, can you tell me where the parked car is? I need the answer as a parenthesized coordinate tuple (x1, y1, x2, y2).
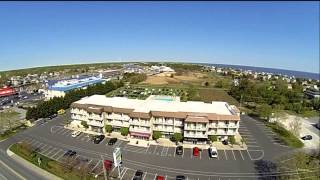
(132, 170, 143, 180)
(63, 150, 76, 157)
(193, 147, 199, 157)
(208, 146, 218, 158)
(93, 135, 105, 144)
(176, 145, 183, 155)
(156, 175, 165, 180)
(48, 114, 57, 119)
(176, 175, 186, 180)
(301, 135, 312, 140)
(222, 140, 229, 145)
(71, 131, 81, 137)
(108, 138, 118, 145)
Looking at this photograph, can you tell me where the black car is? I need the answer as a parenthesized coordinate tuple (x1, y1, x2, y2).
(301, 135, 312, 140)
(132, 170, 143, 180)
(176, 145, 183, 155)
(176, 175, 186, 180)
(222, 140, 229, 145)
(48, 114, 57, 120)
(63, 150, 77, 157)
(108, 138, 118, 145)
(93, 135, 105, 144)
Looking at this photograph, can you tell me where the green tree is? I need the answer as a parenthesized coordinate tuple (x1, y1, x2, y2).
(208, 135, 217, 142)
(81, 121, 89, 129)
(120, 127, 129, 136)
(105, 125, 113, 134)
(152, 131, 162, 141)
(228, 136, 236, 147)
(257, 104, 272, 120)
(204, 81, 210, 87)
(171, 133, 183, 143)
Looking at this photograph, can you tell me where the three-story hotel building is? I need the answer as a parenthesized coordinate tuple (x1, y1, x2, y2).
(70, 95, 240, 144)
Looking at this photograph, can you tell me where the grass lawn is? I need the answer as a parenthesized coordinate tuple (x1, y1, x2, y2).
(0, 124, 27, 141)
(266, 122, 304, 148)
(10, 143, 98, 180)
(198, 88, 239, 106)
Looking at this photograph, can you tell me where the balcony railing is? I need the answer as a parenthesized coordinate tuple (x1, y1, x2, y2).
(184, 133, 208, 138)
(184, 126, 207, 131)
(129, 127, 151, 133)
(87, 120, 104, 127)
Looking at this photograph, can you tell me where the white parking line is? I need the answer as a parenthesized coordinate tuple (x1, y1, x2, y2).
(50, 149, 62, 158)
(56, 151, 65, 161)
(145, 145, 150, 153)
(120, 167, 127, 180)
(38, 143, 47, 149)
(56, 128, 66, 134)
(224, 150, 228, 160)
(199, 150, 202, 160)
(91, 161, 101, 172)
(46, 148, 57, 156)
(41, 146, 52, 154)
(153, 145, 158, 154)
(232, 150, 236, 160)
(142, 172, 147, 180)
(173, 147, 176, 157)
(161, 147, 166, 156)
(153, 173, 157, 180)
(61, 129, 70, 135)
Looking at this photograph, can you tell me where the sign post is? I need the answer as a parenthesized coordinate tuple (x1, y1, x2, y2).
(113, 147, 122, 178)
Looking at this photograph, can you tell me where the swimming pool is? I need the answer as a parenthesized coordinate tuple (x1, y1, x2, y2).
(152, 96, 175, 101)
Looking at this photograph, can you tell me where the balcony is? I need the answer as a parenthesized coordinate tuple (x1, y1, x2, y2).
(153, 126, 174, 132)
(87, 120, 104, 127)
(130, 120, 151, 127)
(71, 114, 86, 121)
(184, 132, 208, 138)
(129, 127, 151, 134)
(111, 120, 130, 127)
(88, 114, 103, 121)
(184, 125, 207, 131)
(112, 114, 130, 121)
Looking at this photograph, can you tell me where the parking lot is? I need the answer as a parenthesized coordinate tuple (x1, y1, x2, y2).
(10, 114, 293, 179)
(50, 125, 264, 162)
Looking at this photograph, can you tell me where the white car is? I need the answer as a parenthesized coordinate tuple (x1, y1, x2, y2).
(71, 131, 81, 137)
(208, 146, 218, 158)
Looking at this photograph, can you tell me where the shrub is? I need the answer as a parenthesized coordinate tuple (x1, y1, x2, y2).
(81, 121, 89, 129)
(152, 131, 162, 141)
(120, 127, 129, 136)
(208, 135, 218, 142)
(105, 125, 113, 134)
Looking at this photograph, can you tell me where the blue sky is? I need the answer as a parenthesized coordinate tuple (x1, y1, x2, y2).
(0, 2, 319, 73)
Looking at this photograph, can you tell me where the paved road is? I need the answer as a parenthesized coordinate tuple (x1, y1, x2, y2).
(0, 113, 297, 180)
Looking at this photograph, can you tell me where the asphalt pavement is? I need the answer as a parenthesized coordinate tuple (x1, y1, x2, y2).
(1, 113, 297, 180)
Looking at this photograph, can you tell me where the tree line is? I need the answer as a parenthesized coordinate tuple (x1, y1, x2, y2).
(26, 80, 124, 121)
(229, 78, 320, 117)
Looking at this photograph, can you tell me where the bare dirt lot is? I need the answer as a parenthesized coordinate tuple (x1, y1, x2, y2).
(142, 72, 206, 85)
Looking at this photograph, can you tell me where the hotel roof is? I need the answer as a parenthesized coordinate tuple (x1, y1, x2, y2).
(72, 95, 240, 121)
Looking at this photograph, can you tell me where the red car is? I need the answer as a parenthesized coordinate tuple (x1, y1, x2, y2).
(156, 175, 165, 180)
(193, 147, 199, 157)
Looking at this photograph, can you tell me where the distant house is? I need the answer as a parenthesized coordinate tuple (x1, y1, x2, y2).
(304, 88, 320, 99)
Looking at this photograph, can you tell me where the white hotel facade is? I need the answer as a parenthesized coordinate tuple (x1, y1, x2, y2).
(70, 95, 240, 144)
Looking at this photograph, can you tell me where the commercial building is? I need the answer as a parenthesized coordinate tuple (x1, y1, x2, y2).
(0, 86, 16, 97)
(45, 76, 104, 100)
(70, 95, 240, 144)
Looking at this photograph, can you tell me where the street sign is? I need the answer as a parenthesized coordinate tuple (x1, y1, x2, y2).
(113, 147, 122, 167)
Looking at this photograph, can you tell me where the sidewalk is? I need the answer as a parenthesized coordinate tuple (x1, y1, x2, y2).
(7, 147, 62, 180)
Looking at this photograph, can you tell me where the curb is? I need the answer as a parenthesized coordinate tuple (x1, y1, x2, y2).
(6, 145, 62, 180)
